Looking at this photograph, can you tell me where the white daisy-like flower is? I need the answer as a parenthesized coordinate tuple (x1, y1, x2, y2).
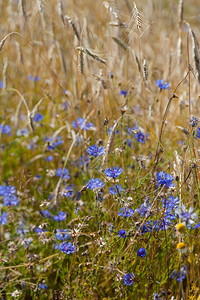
(175, 205, 197, 225)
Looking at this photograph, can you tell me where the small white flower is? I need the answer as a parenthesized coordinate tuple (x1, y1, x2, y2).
(175, 205, 197, 225)
(11, 290, 21, 298)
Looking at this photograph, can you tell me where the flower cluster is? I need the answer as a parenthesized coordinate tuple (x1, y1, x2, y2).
(56, 168, 70, 180)
(156, 171, 174, 188)
(171, 266, 188, 282)
(109, 184, 122, 195)
(118, 207, 134, 217)
(104, 167, 123, 179)
(137, 248, 146, 258)
(120, 89, 127, 96)
(28, 75, 40, 82)
(86, 178, 105, 190)
(123, 273, 135, 286)
(156, 79, 169, 90)
(72, 117, 94, 130)
(45, 136, 64, 151)
(55, 229, 70, 240)
(56, 242, 76, 254)
(0, 184, 19, 206)
(196, 127, 200, 138)
(53, 211, 67, 222)
(0, 211, 7, 225)
(33, 113, 44, 122)
(118, 229, 127, 238)
(86, 145, 104, 157)
(0, 124, 11, 134)
(190, 115, 198, 127)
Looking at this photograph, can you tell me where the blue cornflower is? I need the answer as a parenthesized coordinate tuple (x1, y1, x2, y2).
(162, 195, 179, 210)
(118, 207, 134, 217)
(33, 113, 44, 122)
(196, 127, 200, 138)
(72, 117, 94, 130)
(55, 229, 70, 240)
(137, 222, 152, 234)
(86, 178, 105, 190)
(133, 126, 147, 143)
(3, 195, 19, 206)
(137, 247, 146, 258)
(120, 89, 127, 96)
(118, 229, 127, 238)
(44, 155, 54, 162)
(109, 71, 113, 78)
(172, 267, 188, 281)
(0, 211, 7, 225)
(86, 145, 104, 157)
(16, 128, 29, 137)
(156, 79, 169, 90)
(34, 227, 47, 234)
(0, 124, 11, 134)
(38, 283, 48, 290)
(0, 185, 16, 197)
(34, 76, 40, 82)
(153, 293, 162, 300)
(45, 136, 64, 150)
(104, 167, 123, 178)
(190, 115, 198, 127)
(109, 184, 122, 195)
(29, 75, 40, 82)
(0, 80, 4, 89)
(190, 222, 200, 229)
(53, 211, 66, 222)
(59, 242, 76, 254)
(23, 237, 33, 249)
(136, 203, 151, 217)
(123, 273, 135, 286)
(156, 171, 174, 188)
(16, 221, 29, 237)
(107, 126, 120, 135)
(56, 168, 70, 180)
(40, 210, 51, 218)
(63, 185, 74, 198)
(177, 266, 188, 282)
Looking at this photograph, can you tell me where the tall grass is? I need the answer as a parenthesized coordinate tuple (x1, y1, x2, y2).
(0, 0, 200, 299)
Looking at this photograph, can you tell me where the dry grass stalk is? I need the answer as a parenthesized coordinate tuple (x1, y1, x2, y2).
(57, 0, 65, 24)
(15, 41, 24, 64)
(0, 32, 23, 51)
(124, 0, 132, 14)
(56, 41, 67, 74)
(132, 2, 143, 33)
(93, 73, 107, 90)
(131, 49, 141, 73)
(112, 36, 128, 51)
(143, 58, 148, 81)
(3, 58, 8, 90)
(103, 1, 119, 21)
(19, 0, 27, 20)
(178, 0, 184, 28)
(37, 0, 43, 13)
(78, 49, 84, 74)
(76, 46, 106, 64)
(52, 110, 95, 206)
(189, 28, 200, 86)
(8, 88, 34, 132)
(101, 115, 124, 168)
(65, 15, 80, 41)
(177, 36, 182, 66)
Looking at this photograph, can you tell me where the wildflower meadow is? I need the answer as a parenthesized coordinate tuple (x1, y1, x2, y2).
(0, 0, 200, 299)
